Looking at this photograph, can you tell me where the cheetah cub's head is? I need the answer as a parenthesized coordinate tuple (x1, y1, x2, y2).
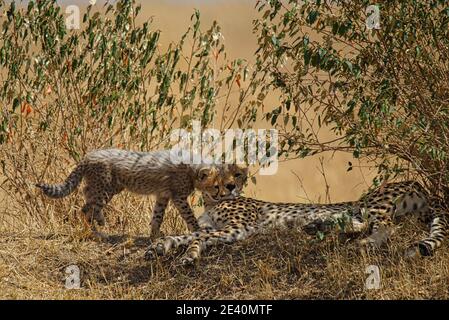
(195, 167, 224, 202)
(195, 164, 249, 203)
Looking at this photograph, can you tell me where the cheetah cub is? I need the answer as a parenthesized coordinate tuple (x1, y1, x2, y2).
(36, 148, 237, 237)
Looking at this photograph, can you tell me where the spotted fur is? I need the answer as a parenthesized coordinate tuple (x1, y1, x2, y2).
(36, 149, 238, 237)
(146, 180, 447, 264)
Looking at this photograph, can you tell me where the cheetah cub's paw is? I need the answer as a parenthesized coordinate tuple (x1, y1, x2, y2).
(90, 230, 110, 242)
(93, 212, 106, 227)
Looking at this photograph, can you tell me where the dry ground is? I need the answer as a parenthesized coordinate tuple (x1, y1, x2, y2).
(0, 204, 448, 299)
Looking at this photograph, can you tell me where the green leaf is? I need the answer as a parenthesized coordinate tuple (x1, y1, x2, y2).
(307, 10, 319, 25)
(12, 98, 20, 111)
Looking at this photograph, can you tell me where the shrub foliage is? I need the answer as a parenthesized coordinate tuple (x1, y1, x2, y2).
(251, 0, 449, 194)
(1, 0, 448, 225)
(0, 0, 252, 225)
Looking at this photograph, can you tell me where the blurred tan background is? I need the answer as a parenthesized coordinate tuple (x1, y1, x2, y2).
(140, 0, 375, 202)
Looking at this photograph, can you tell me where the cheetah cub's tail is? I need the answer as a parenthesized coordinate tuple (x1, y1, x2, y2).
(36, 164, 84, 198)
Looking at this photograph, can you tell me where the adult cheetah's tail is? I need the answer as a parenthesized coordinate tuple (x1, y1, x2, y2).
(36, 164, 84, 198)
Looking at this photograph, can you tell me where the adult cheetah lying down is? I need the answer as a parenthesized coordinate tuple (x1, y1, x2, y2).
(146, 180, 447, 265)
(36, 149, 243, 237)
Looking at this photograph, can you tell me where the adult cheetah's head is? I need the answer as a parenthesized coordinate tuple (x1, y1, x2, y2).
(221, 164, 249, 196)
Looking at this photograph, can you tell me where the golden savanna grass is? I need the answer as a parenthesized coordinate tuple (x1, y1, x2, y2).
(0, 1, 448, 299)
(1, 211, 448, 299)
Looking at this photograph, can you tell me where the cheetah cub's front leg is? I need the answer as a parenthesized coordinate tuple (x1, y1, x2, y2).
(149, 196, 170, 239)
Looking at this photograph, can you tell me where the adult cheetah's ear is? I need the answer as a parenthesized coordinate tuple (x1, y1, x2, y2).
(236, 165, 249, 177)
(229, 164, 248, 178)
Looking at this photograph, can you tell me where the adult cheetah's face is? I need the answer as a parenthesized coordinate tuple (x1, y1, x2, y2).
(223, 164, 249, 196)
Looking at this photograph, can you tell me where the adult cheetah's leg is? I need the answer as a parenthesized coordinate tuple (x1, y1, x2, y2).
(301, 216, 367, 235)
(406, 207, 448, 257)
(179, 223, 257, 265)
(144, 230, 206, 259)
(360, 208, 396, 247)
(150, 196, 170, 238)
(172, 197, 200, 232)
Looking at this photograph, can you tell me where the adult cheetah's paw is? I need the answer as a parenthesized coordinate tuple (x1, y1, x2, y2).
(404, 245, 421, 260)
(405, 242, 433, 259)
(180, 255, 197, 266)
(360, 227, 394, 248)
(144, 237, 175, 260)
(144, 246, 158, 260)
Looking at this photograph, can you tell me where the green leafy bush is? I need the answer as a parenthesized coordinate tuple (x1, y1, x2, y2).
(0, 0, 251, 228)
(250, 0, 449, 194)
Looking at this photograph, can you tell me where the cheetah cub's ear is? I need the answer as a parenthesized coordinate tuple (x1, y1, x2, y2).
(197, 167, 218, 183)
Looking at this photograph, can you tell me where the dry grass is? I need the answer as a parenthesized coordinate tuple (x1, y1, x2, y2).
(0, 199, 448, 299)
